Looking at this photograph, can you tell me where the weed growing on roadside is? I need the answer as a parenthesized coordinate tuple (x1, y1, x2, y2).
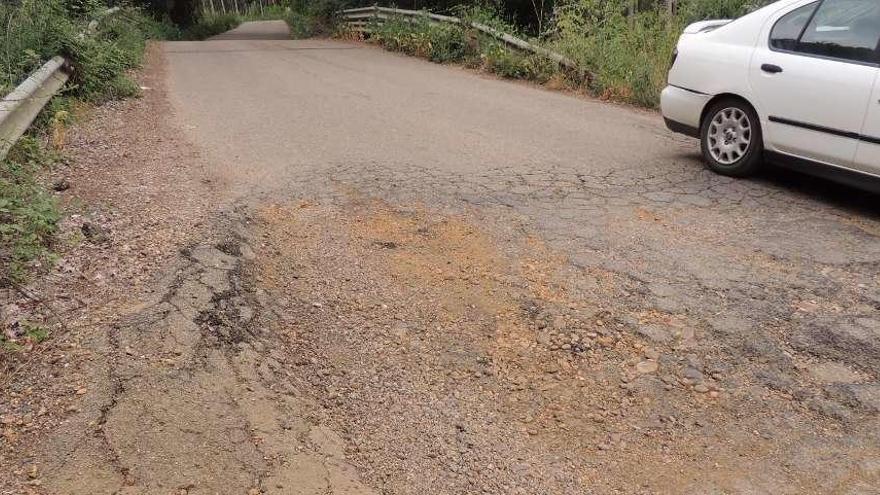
(239, 4, 290, 22)
(550, 0, 775, 107)
(0, 138, 62, 285)
(552, 7, 680, 106)
(311, 0, 775, 107)
(1, 320, 50, 352)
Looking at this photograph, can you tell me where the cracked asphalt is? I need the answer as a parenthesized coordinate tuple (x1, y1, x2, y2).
(165, 22, 880, 403)
(6, 20, 880, 494)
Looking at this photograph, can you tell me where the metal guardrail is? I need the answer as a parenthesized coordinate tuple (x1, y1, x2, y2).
(338, 6, 588, 79)
(0, 58, 70, 159)
(0, 8, 120, 160)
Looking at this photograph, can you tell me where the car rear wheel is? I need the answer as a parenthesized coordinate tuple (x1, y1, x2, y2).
(700, 99, 763, 177)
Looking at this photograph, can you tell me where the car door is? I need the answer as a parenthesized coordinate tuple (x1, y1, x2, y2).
(749, 0, 879, 168)
(855, 69, 880, 175)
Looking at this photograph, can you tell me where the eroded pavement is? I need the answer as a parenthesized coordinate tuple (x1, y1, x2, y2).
(2, 21, 880, 495)
(34, 210, 377, 495)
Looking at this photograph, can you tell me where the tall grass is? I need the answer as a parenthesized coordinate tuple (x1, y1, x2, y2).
(0, 138, 61, 285)
(0, 1, 76, 96)
(240, 4, 291, 21)
(553, 9, 681, 106)
(552, 0, 774, 106)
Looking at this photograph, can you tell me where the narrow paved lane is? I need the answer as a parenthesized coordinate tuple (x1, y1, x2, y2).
(33, 21, 879, 494)
(165, 21, 690, 196)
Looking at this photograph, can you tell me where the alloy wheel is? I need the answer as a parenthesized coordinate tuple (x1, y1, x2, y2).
(707, 107, 752, 165)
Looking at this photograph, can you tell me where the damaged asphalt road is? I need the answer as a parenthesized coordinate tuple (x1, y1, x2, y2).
(2, 21, 880, 494)
(38, 210, 377, 495)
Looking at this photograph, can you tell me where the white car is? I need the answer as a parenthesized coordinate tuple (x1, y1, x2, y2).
(661, 0, 880, 184)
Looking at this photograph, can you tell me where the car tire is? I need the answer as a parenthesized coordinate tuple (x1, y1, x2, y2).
(700, 98, 763, 177)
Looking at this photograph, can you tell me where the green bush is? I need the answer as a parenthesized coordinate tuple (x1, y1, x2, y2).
(240, 4, 290, 21)
(519, 53, 557, 83)
(455, 4, 522, 36)
(0, 1, 173, 101)
(369, 16, 472, 62)
(0, 1, 72, 95)
(552, 0, 775, 106)
(286, 0, 345, 38)
(370, 17, 434, 57)
(553, 8, 679, 106)
(481, 43, 527, 78)
(0, 138, 61, 285)
(427, 23, 469, 62)
(676, 0, 771, 19)
(64, 0, 105, 17)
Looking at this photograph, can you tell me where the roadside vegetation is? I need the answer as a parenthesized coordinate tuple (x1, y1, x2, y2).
(362, 7, 568, 86)
(163, 3, 299, 40)
(0, 138, 61, 286)
(0, 1, 171, 101)
(551, 0, 772, 106)
(286, 0, 342, 37)
(286, 0, 772, 106)
(0, 0, 241, 288)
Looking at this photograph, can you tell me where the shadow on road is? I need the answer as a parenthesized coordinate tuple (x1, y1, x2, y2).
(757, 165, 880, 218)
(675, 149, 880, 218)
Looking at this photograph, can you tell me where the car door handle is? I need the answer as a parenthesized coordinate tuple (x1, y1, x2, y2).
(761, 64, 783, 74)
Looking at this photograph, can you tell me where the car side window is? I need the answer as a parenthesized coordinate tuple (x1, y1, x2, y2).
(771, 0, 880, 63)
(798, 0, 880, 63)
(771, 2, 820, 51)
